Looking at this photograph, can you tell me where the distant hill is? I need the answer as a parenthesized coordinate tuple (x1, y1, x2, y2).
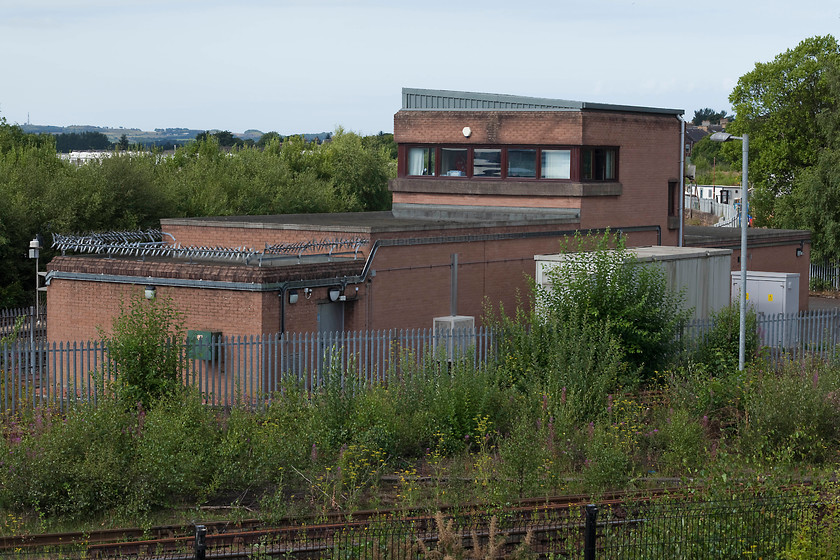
(20, 124, 332, 149)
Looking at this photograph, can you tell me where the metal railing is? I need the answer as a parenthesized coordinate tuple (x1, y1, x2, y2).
(2, 493, 823, 559)
(0, 306, 46, 341)
(1, 328, 495, 413)
(4, 310, 840, 414)
(811, 261, 840, 290)
(681, 308, 840, 364)
(685, 195, 738, 223)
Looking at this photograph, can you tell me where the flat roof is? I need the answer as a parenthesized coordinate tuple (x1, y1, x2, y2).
(535, 245, 732, 263)
(402, 87, 684, 116)
(161, 210, 578, 235)
(683, 225, 811, 247)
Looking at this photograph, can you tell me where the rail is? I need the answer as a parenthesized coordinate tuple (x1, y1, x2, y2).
(0, 491, 822, 559)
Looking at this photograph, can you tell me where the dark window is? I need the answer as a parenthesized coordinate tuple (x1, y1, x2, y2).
(441, 148, 469, 176)
(507, 149, 537, 178)
(473, 149, 501, 177)
(668, 181, 678, 216)
(582, 148, 616, 180)
(401, 144, 612, 182)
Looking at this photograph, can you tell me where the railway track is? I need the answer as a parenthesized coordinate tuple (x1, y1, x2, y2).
(0, 488, 682, 558)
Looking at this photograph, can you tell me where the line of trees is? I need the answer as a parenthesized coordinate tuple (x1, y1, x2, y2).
(0, 119, 396, 307)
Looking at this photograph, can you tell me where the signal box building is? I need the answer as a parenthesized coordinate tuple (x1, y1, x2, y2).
(45, 88, 808, 345)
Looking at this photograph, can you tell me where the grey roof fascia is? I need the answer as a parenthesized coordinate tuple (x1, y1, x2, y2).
(401, 87, 683, 116)
(43, 270, 363, 292)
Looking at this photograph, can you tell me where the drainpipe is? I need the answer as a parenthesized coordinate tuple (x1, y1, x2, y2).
(279, 284, 287, 334)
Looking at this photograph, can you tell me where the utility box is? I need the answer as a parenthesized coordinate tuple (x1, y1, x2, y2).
(731, 271, 799, 348)
(186, 330, 222, 361)
(730, 271, 799, 316)
(433, 316, 475, 361)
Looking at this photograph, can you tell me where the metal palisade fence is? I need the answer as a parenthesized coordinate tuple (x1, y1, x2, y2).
(3, 310, 840, 414)
(1, 327, 495, 413)
(811, 261, 840, 290)
(0, 306, 45, 342)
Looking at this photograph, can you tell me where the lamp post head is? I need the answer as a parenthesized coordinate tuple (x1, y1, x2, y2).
(29, 237, 41, 260)
(709, 132, 734, 142)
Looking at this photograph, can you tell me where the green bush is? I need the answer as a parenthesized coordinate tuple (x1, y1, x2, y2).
(658, 407, 707, 474)
(0, 397, 136, 519)
(537, 231, 690, 377)
(101, 295, 186, 409)
(490, 297, 626, 425)
(692, 303, 760, 372)
(133, 391, 219, 507)
(583, 424, 632, 491)
(741, 358, 840, 464)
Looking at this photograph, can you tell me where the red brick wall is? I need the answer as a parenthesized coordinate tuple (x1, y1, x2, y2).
(362, 229, 661, 330)
(46, 280, 273, 343)
(394, 111, 585, 145)
(393, 109, 682, 247)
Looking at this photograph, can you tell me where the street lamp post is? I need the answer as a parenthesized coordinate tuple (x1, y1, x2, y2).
(710, 131, 749, 370)
(28, 237, 41, 328)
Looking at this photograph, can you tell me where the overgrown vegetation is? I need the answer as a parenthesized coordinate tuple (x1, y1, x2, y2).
(4, 233, 840, 554)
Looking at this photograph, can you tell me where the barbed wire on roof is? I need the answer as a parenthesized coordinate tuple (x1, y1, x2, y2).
(264, 238, 369, 255)
(51, 231, 368, 266)
(257, 238, 369, 265)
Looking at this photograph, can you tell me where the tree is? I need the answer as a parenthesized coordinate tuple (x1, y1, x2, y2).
(256, 131, 282, 148)
(789, 63, 840, 261)
(726, 35, 840, 226)
(118, 134, 129, 151)
(692, 108, 730, 126)
(323, 128, 393, 211)
(688, 136, 725, 169)
(54, 131, 112, 152)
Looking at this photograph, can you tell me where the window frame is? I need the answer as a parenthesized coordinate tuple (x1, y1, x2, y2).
(580, 147, 619, 181)
(400, 144, 602, 182)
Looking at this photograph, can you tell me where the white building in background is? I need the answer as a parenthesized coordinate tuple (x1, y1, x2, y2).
(59, 151, 145, 166)
(693, 184, 743, 205)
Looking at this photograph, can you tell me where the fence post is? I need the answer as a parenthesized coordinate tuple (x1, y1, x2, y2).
(194, 524, 206, 560)
(584, 504, 598, 560)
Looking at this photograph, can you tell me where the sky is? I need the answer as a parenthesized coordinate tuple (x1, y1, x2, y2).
(1, 0, 838, 136)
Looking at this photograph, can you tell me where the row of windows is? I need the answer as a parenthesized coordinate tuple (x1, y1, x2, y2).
(405, 146, 617, 181)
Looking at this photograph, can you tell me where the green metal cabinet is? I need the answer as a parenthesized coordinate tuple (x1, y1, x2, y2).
(186, 330, 221, 361)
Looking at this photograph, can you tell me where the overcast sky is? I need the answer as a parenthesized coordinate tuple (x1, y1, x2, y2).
(1, 0, 838, 135)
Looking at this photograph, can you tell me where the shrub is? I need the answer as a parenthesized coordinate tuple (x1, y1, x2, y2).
(100, 295, 186, 409)
(133, 390, 219, 508)
(583, 424, 632, 491)
(692, 303, 759, 372)
(741, 358, 840, 464)
(537, 231, 690, 377)
(0, 398, 136, 519)
(490, 296, 627, 425)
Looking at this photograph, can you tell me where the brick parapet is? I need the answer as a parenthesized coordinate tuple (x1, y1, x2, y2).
(47, 256, 364, 285)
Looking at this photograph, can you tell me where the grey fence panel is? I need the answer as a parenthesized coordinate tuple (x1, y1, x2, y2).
(811, 262, 840, 290)
(6, 311, 840, 412)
